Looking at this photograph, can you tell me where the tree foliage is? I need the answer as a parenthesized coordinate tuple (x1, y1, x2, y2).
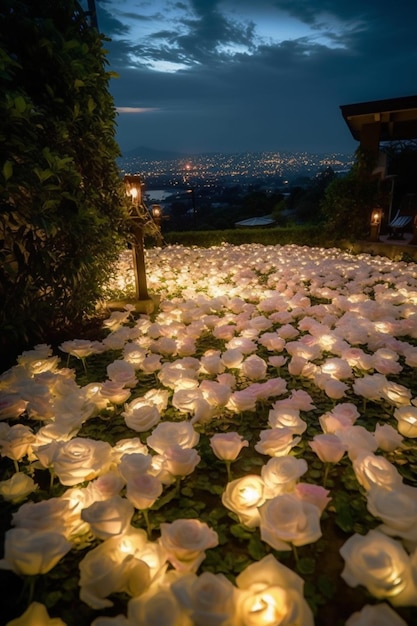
(320, 149, 379, 241)
(0, 0, 128, 367)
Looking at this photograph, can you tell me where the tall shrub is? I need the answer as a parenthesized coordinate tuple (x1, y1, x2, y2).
(0, 0, 127, 366)
(320, 148, 379, 241)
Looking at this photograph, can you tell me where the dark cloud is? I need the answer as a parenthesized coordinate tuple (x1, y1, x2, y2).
(89, 0, 417, 154)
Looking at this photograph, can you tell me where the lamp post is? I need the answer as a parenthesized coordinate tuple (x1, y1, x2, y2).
(370, 208, 383, 242)
(151, 204, 163, 246)
(124, 174, 155, 313)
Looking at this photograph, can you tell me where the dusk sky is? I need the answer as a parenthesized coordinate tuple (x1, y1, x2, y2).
(82, 0, 417, 156)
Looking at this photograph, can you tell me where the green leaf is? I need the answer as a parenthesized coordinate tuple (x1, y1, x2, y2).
(2, 160, 13, 181)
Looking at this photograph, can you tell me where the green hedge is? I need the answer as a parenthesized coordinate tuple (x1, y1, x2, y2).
(0, 0, 127, 369)
(162, 226, 334, 248)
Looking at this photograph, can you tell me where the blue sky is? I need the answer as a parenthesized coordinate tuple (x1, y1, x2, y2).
(81, 0, 417, 156)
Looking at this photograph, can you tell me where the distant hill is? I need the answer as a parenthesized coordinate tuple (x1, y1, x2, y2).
(120, 146, 184, 161)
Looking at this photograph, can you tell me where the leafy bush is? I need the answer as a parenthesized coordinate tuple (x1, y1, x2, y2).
(0, 0, 127, 367)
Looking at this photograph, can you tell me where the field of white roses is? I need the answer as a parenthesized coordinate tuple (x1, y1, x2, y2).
(1, 242, 417, 626)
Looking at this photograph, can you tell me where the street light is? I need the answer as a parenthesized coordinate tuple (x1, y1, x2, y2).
(124, 174, 155, 313)
(151, 204, 163, 246)
(370, 207, 383, 242)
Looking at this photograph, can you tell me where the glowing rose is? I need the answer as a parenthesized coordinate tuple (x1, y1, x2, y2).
(81, 495, 134, 539)
(241, 355, 268, 380)
(200, 352, 225, 375)
(267, 407, 307, 435)
(162, 445, 201, 478)
(122, 401, 161, 432)
(221, 348, 244, 369)
(294, 483, 331, 514)
(200, 379, 232, 408)
(337, 426, 378, 460)
(394, 406, 417, 438)
(366, 484, 417, 543)
(0, 393, 27, 421)
(126, 473, 163, 510)
(345, 603, 408, 626)
(226, 387, 259, 412)
(0, 424, 35, 463)
(235, 554, 314, 626)
(0, 472, 37, 504)
(259, 493, 322, 550)
(147, 421, 199, 454)
(12, 497, 83, 539)
(51, 437, 112, 486)
(221, 474, 266, 528)
(210, 432, 249, 461)
(5, 602, 67, 626)
(171, 571, 236, 626)
(79, 528, 152, 609)
(309, 433, 347, 463)
(254, 427, 301, 457)
(112, 437, 148, 463)
(340, 529, 417, 606)
(261, 455, 307, 497)
(0, 528, 71, 575)
(118, 453, 152, 481)
(352, 451, 403, 491)
(159, 519, 219, 572)
(330, 402, 360, 423)
(128, 588, 192, 626)
(84, 472, 125, 502)
(99, 381, 131, 405)
(374, 423, 404, 452)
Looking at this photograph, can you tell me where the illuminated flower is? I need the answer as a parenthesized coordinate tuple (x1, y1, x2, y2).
(12, 497, 83, 539)
(107, 359, 137, 388)
(81, 495, 134, 539)
(147, 421, 199, 454)
(0, 472, 37, 504)
(126, 473, 163, 510)
(5, 602, 67, 626)
(128, 588, 192, 626)
(163, 445, 201, 478)
(241, 355, 268, 380)
(222, 474, 266, 528)
(374, 423, 404, 452)
(352, 451, 403, 491)
(294, 483, 331, 514)
(366, 484, 417, 542)
(345, 603, 408, 626)
(51, 437, 113, 486)
(309, 433, 347, 463)
(235, 554, 313, 626)
(118, 453, 152, 481)
(122, 401, 161, 432)
(0, 528, 72, 576)
(159, 518, 219, 572)
(261, 455, 307, 497)
(171, 571, 236, 626)
(221, 348, 244, 369)
(210, 432, 249, 461)
(268, 407, 307, 435)
(255, 428, 300, 457)
(340, 530, 417, 606)
(259, 493, 322, 550)
(0, 424, 35, 463)
(0, 393, 27, 421)
(99, 380, 131, 405)
(394, 406, 417, 438)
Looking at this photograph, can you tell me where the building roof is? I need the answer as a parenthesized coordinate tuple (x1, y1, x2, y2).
(340, 95, 417, 142)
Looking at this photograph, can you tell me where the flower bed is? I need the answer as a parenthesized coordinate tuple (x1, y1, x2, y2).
(1, 243, 417, 626)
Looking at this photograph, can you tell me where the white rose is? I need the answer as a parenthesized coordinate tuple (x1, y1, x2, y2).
(241, 355, 267, 380)
(352, 451, 403, 491)
(159, 519, 219, 572)
(259, 493, 322, 550)
(366, 484, 417, 542)
(210, 432, 249, 461)
(163, 445, 201, 478)
(0, 528, 72, 575)
(147, 421, 199, 454)
(235, 554, 314, 626)
(126, 473, 163, 510)
(81, 495, 134, 539)
(261, 455, 307, 497)
(171, 571, 236, 626)
(0, 472, 37, 504)
(221, 474, 266, 528)
(128, 588, 192, 626)
(12, 497, 82, 539)
(340, 529, 417, 606)
(5, 602, 67, 626)
(52, 437, 112, 486)
(345, 603, 408, 626)
(254, 428, 300, 457)
(122, 402, 161, 432)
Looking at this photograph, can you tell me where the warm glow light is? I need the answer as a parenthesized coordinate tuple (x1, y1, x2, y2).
(240, 486, 261, 506)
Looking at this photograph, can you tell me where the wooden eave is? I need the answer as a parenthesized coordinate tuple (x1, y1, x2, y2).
(340, 95, 417, 142)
